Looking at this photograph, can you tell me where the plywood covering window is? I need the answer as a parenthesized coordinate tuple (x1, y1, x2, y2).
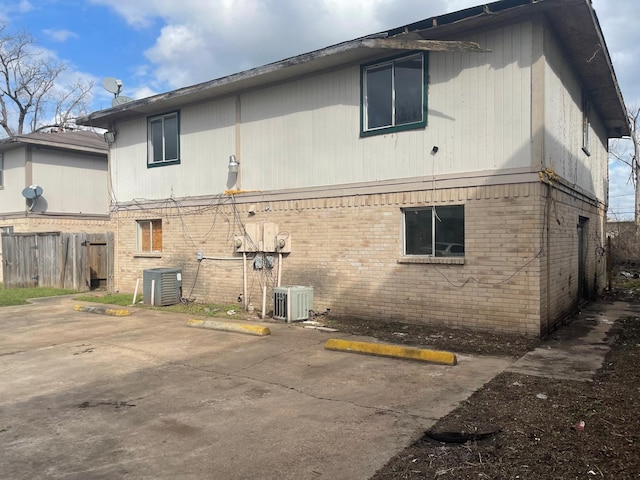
(361, 52, 427, 136)
(403, 206, 465, 257)
(148, 111, 180, 167)
(137, 220, 162, 253)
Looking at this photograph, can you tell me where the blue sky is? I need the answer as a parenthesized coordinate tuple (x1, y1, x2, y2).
(3, 0, 639, 218)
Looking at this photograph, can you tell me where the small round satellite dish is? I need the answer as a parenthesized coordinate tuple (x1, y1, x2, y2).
(22, 187, 36, 199)
(31, 185, 43, 197)
(102, 77, 122, 95)
(112, 96, 134, 107)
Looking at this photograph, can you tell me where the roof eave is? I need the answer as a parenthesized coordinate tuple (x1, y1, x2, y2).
(77, 0, 629, 138)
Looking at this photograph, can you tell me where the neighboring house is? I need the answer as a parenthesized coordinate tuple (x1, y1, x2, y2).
(78, 0, 628, 336)
(0, 130, 110, 281)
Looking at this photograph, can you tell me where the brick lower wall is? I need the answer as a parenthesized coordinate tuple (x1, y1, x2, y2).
(541, 185, 607, 335)
(112, 182, 561, 336)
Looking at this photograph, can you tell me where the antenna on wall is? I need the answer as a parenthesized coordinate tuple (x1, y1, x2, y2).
(102, 77, 134, 107)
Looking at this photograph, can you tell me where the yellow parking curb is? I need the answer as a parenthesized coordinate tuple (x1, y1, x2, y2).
(187, 319, 271, 336)
(74, 305, 131, 316)
(324, 338, 457, 365)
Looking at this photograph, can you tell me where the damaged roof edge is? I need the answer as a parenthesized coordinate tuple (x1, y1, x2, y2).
(77, 0, 629, 137)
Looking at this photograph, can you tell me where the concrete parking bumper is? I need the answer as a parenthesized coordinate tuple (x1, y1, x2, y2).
(325, 338, 457, 365)
(73, 304, 131, 316)
(187, 318, 271, 336)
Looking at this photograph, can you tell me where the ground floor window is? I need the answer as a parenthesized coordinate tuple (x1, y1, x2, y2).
(137, 220, 162, 252)
(403, 206, 464, 256)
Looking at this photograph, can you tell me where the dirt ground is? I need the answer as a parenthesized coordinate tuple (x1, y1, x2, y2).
(325, 289, 640, 479)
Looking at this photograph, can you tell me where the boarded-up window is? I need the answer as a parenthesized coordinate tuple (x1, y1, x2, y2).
(137, 220, 162, 252)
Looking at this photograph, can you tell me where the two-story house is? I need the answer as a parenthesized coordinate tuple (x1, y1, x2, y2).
(0, 130, 109, 282)
(78, 0, 629, 336)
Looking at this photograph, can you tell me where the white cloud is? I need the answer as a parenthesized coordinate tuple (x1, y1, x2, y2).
(88, 0, 487, 92)
(43, 28, 78, 42)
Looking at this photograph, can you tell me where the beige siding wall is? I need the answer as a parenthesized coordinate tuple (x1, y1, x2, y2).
(110, 21, 534, 202)
(0, 148, 27, 212)
(543, 25, 609, 201)
(31, 150, 108, 214)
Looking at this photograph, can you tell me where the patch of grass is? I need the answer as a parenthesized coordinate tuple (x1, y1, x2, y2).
(74, 292, 249, 319)
(74, 293, 139, 306)
(617, 278, 640, 289)
(0, 283, 77, 307)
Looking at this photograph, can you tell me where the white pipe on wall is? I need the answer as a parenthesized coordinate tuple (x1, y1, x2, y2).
(243, 252, 248, 310)
(132, 278, 140, 305)
(277, 252, 282, 287)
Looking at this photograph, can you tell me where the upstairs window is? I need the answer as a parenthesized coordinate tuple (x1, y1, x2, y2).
(148, 111, 180, 167)
(137, 219, 162, 253)
(403, 206, 465, 257)
(361, 53, 427, 136)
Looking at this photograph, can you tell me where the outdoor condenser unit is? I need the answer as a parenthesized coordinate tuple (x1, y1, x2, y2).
(273, 286, 313, 322)
(143, 268, 182, 306)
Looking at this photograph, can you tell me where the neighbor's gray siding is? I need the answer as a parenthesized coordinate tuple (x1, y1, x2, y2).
(0, 148, 27, 213)
(31, 149, 108, 215)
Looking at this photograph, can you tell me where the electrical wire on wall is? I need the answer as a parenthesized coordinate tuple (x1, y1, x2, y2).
(432, 184, 550, 288)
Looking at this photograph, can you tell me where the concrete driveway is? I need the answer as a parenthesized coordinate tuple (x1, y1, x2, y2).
(0, 297, 513, 480)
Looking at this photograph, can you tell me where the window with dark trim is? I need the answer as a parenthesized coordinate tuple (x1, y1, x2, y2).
(137, 219, 162, 252)
(148, 111, 180, 167)
(361, 52, 428, 136)
(403, 206, 465, 257)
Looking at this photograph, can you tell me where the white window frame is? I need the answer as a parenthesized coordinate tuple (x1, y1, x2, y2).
(403, 206, 465, 257)
(137, 219, 162, 253)
(361, 52, 427, 136)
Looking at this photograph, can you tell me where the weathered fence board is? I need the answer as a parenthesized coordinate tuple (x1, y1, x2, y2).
(1, 232, 113, 292)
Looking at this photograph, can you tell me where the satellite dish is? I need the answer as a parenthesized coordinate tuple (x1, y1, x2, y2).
(112, 95, 134, 107)
(21, 185, 43, 199)
(102, 77, 122, 95)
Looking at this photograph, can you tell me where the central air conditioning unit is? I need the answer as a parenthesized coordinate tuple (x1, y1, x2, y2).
(273, 286, 313, 322)
(143, 268, 182, 306)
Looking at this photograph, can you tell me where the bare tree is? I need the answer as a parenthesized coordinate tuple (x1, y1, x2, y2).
(0, 23, 92, 137)
(610, 106, 640, 227)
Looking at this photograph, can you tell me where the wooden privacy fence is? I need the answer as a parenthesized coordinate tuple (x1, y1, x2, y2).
(1, 232, 113, 291)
